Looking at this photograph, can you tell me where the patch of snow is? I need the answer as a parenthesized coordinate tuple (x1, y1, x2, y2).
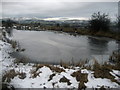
(85, 71, 119, 88)
(110, 70, 120, 83)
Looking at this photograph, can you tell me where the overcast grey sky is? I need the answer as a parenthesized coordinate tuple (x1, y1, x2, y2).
(1, 0, 119, 20)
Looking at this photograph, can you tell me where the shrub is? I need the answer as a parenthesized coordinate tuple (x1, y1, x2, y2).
(89, 12, 110, 32)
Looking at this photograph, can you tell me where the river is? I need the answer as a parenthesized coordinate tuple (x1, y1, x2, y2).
(11, 29, 119, 64)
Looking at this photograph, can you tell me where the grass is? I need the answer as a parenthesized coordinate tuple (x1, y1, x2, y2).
(33, 64, 44, 71)
(30, 71, 41, 78)
(33, 63, 65, 73)
(2, 58, 120, 88)
(2, 69, 26, 83)
(59, 59, 89, 69)
(46, 65, 65, 73)
(2, 31, 6, 37)
(7, 40, 17, 49)
(92, 60, 120, 85)
(60, 60, 72, 69)
(109, 50, 120, 70)
(2, 83, 15, 90)
(14, 57, 29, 65)
(30, 64, 44, 78)
(31, 64, 65, 78)
(5, 38, 25, 52)
(2, 69, 17, 83)
(71, 70, 88, 89)
(48, 73, 56, 81)
(59, 76, 71, 85)
(41, 25, 120, 40)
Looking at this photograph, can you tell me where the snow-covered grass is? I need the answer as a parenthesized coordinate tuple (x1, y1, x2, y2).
(0, 40, 120, 89)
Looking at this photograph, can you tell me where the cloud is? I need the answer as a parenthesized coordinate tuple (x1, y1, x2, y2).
(2, 0, 120, 2)
(1, 1, 118, 20)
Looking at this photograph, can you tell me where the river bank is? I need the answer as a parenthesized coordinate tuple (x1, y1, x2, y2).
(19, 25, 120, 41)
(45, 27, 120, 41)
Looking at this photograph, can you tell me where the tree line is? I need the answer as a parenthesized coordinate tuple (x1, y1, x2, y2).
(2, 12, 120, 33)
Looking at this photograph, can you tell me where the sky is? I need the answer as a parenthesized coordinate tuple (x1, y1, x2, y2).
(1, 0, 120, 20)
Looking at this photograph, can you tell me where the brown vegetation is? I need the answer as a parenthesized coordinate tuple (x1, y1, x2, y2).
(8, 40, 17, 49)
(3, 69, 26, 83)
(71, 70, 88, 89)
(109, 50, 120, 70)
(14, 57, 29, 65)
(46, 65, 65, 73)
(41, 25, 120, 40)
(30, 64, 44, 78)
(59, 76, 71, 85)
(92, 60, 120, 85)
(48, 73, 56, 81)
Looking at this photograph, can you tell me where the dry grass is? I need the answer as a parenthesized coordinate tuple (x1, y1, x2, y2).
(76, 59, 89, 68)
(59, 59, 89, 69)
(93, 61, 113, 78)
(2, 83, 15, 90)
(31, 64, 65, 78)
(46, 65, 65, 73)
(60, 60, 71, 69)
(18, 72, 26, 79)
(92, 60, 119, 84)
(43, 25, 120, 40)
(14, 57, 29, 65)
(30, 64, 44, 78)
(33, 63, 65, 73)
(71, 70, 88, 89)
(2, 69, 26, 83)
(8, 40, 17, 49)
(109, 51, 120, 70)
(59, 76, 71, 85)
(33, 64, 44, 71)
(99, 86, 107, 90)
(71, 70, 81, 82)
(2, 69, 17, 83)
(30, 71, 41, 78)
(48, 73, 56, 81)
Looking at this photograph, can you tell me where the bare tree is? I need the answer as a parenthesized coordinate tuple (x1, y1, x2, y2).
(117, 16, 120, 30)
(89, 12, 110, 32)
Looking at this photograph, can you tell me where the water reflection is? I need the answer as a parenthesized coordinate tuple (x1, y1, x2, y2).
(116, 40, 120, 51)
(88, 36, 109, 55)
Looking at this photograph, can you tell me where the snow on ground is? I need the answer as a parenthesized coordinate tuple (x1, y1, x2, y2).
(110, 70, 120, 83)
(0, 40, 120, 89)
(0, 40, 14, 73)
(85, 71, 119, 88)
